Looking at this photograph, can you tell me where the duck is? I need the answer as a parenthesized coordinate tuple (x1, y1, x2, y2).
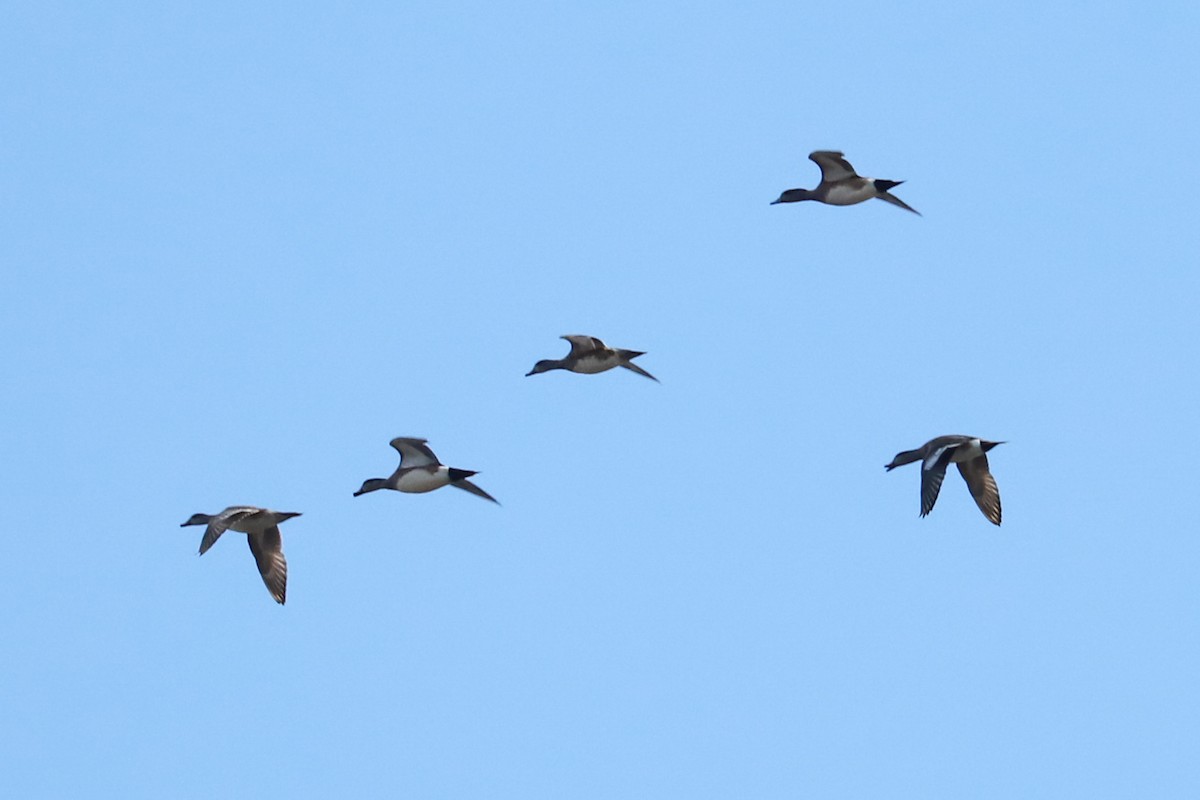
(180, 506, 299, 604)
(526, 335, 659, 382)
(354, 437, 499, 504)
(885, 436, 1003, 525)
(771, 150, 920, 215)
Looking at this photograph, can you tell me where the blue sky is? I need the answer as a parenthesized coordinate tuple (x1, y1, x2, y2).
(3, 1, 1199, 797)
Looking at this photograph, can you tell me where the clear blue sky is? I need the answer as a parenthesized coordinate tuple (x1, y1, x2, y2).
(3, 2, 1199, 797)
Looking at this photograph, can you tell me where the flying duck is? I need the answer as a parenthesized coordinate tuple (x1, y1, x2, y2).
(354, 437, 499, 504)
(180, 506, 299, 604)
(772, 150, 920, 215)
(526, 335, 658, 382)
(885, 436, 1004, 525)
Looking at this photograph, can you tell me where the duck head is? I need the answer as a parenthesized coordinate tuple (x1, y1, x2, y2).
(770, 188, 813, 205)
(353, 478, 389, 497)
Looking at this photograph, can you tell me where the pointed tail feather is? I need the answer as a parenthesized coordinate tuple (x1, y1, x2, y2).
(448, 467, 478, 483)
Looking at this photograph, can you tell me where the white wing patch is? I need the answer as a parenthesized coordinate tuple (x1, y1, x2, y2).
(923, 445, 956, 471)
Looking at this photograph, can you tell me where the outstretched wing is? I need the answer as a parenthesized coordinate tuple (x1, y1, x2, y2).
(809, 150, 859, 183)
(619, 361, 659, 382)
(919, 462, 949, 517)
(247, 526, 288, 604)
(957, 456, 1002, 526)
(919, 444, 959, 517)
(451, 478, 501, 505)
(389, 437, 441, 467)
(561, 334, 607, 357)
(198, 506, 258, 555)
(875, 190, 921, 216)
(199, 518, 230, 555)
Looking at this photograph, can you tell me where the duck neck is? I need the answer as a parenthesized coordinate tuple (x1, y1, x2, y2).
(886, 449, 923, 470)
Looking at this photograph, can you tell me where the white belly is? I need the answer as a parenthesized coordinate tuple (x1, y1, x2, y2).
(395, 467, 451, 493)
(572, 354, 619, 374)
(823, 183, 874, 206)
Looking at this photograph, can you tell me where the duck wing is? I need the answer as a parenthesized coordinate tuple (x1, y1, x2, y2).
(875, 190, 921, 216)
(919, 443, 960, 517)
(452, 478, 500, 505)
(198, 506, 259, 555)
(957, 455, 1002, 526)
(919, 462, 949, 517)
(618, 361, 659, 382)
(389, 437, 442, 468)
(809, 150, 859, 183)
(247, 526, 288, 604)
(561, 334, 607, 358)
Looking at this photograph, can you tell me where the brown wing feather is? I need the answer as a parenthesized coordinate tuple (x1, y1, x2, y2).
(919, 463, 949, 517)
(957, 456, 1002, 526)
(199, 519, 229, 555)
(247, 527, 288, 604)
(199, 507, 261, 555)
